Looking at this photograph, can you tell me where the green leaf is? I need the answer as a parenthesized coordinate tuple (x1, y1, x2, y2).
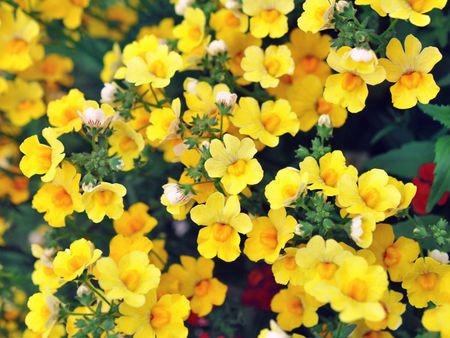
(363, 141, 434, 178)
(418, 103, 450, 128)
(427, 135, 450, 210)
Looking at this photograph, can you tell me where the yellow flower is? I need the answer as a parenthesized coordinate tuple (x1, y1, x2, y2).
(0, 7, 43, 72)
(115, 290, 190, 338)
(402, 257, 449, 308)
(149, 239, 169, 270)
(96, 251, 161, 307)
(0, 78, 45, 126)
(32, 161, 84, 227)
(350, 323, 393, 338)
(25, 292, 59, 337)
(241, 45, 294, 88)
(244, 208, 297, 263)
(109, 234, 153, 263)
(82, 182, 127, 223)
(242, 0, 294, 38)
(20, 127, 65, 182)
(297, 0, 335, 33)
(324, 47, 386, 113)
(101, 43, 122, 83)
(205, 134, 263, 195)
(295, 235, 353, 302)
(190, 192, 252, 262)
(46, 89, 86, 133)
(368, 223, 420, 282)
(210, 8, 248, 38)
(108, 120, 145, 171)
(173, 7, 206, 53)
(300, 150, 357, 196)
(0, 217, 9, 246)
(272, 247, 305, 286)
(422, 304, 450, 338)
(265, 167, 308, 209)
(232, 97, 299, 147)
(39, 0, 89, 29)
(53, 238, 102, 281)
(365, 290, 406, 331)
(114, 202, 157, 237)
(6, 175, 30, 205)
(287, 75, 347, 131)
(379, 34, 442, 109)
(337, 169, 401, 222)
(380, 0, 446, 26)
(146, 98, 181, 144)
(355, 0, 387, 17)
(384, 177, 416, 217)
(271, 285, 321, 331)
(168, 256, 227, 316)
(31, 259, 61, 293)
(328, 255, 388, 322)
(138, 18, 175, 41)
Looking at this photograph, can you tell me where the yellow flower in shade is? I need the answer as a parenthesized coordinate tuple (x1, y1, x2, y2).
(271, 285, 321, 331)
(32, 161, 84, 227)
(244, 208, 297, 263)
(173, 7, 206, 53)
(109, 234, 153, 263)
(350, 323, 393, 338)
(46, 89, 86, 133)
(328, 255, 388, 322)
(265, 167, 308, 209)
(150, 239, 169, 270)
(423, 304, 450, 338)
(295, 235, 353, 302)
(39, 0, 89, 29)
(287, 75, 347, 131)
(379, 35, 442, 109)
(242, 0, 294, 38)
(337, 169, 401, 222)
(146, 98, 181, 144)
(231, 97, 299, 147)
(31, 259, 61, 293)
(368, 223, 420, 282)
(272, 247, 306, 286)
(300, 150, 358, 196)
(355, 0, 387, 16)
(380, 0, 447, 26)
(82, 182, 127, 223)
(101, 43, 122, 83)
(210, 9, 248, 38)
(19, 127, 65, 182)
(297, 0, 335, 33)
(241, 45, 294, 88)
(113, 202, 157, 237)
(190, 192, 252, 262)
(138, 18, 175, 41)
(0, 78, 45, 126)
(24, 325, 66, 338)
(115, 290, 190, 338)
(0, 217, 9, 246)
(204, 134, 263, 195)
(53, 238, 102, 281)
(288, 30, 331, 82)
(384, 177, 416, 217)
(401, 257, 449, 308)
(96, 251, 161, 307)
(108, 120, 145, 171)
(6, 175, 30, 205)
(365, 290, 406, 331)
(324, 47, 386, 113)
(168, 256, 227, 316)
(25, 292, 59, 337)
(0, 8, 43, 72)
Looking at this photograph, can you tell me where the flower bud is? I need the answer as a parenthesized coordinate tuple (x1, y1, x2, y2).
(201, 140, 210, 150)
(76, 284, 90, 298)
(318, 114, 332, 128)
(78, 107, 107, 128)
(350, 215, 363, 243)
(100, 83, 117, 104)
(175, 0, 194, 15)
(163, 183, 192, 205)
(207, 39, 227, 56)
(185, 78, 198, 94)
(294, 223, 304, 236)
(215, 91, 237, 107)
(224, 0, 240, 10)
(428, 249, 449, 264)
(336, 0, 349, 12)
(82, 182, 95, 193)
(348, 47, 376, 63)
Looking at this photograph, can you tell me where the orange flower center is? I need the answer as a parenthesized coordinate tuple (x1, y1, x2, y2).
(69, 255, 85, 271)
(417, 272, 438, 291)
(212, 223, 233, 242)
(64, 108, 78, 121)
(287, 298, 304, 315)
(383, 246, 401, 267)
(408, 0, 426, 12)
(18, 100, 34, 111)
(225, 12, 240, 27)
(259, 228, 278, 250)
(227, 159, 246, 176)
(150, 306, 171, 329)
(363, 332, 382, 338)
(95, 190, 114, 205)
(282, 184, 298, 199)
(320, 168, 338, 187)
(119, 136, 137, 152)
(40, 305, 51, 319)
(189, 25, 202, 40)
(39, 146, 53, 170)
(6, 38, 29, 54)
(346, 278, 368, 302)
(284, 256, 297, 270)
(300, 55, 320, 73)
(70, 0, 89, 7)
(262, 114, 281, 133)
(194, 279, 211, 297)
(149, 60, 167, 78)
(260, 9, 280, 23)
(399, 71, 422, 89)
(361, 187, 380, 208)
(317, 262, 338, 280)
(341, 72, 364, 91)
(13, 177, 28, 190)
(127, 218, 144, 233)
(316, 97, 333, 115)
(40, 60, 58, 75)
(264, 58, 281, 76)
(52, 188, 73, 208)
(120, 269, 141, 291)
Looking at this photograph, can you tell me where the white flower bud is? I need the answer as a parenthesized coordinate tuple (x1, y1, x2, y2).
(82, 182, 95, 193)
(201, 140, 210, 150)
(100, 83, 117, 104)
(185, 78, 198, 94)
(318, 114, 332, 128)
(294, 223, 304, 236)
(175, 0, 194, 15)
(163, 183, 192, 205)
(265, 320, 290, 338)
(336, 0, 349, 12)
(428, 249, 449, 264)
(78, 107, 107, 128)
(207, 39, 227, 56)
(215, 91, 237, 107)
(173, 220, 190, 237)
(350, 215, 363, 243)
(348, 47, 376, 63)
(224, 0, 240, 10)
(76, 284, 90, 298)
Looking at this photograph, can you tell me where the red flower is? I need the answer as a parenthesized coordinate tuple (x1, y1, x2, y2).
(241, 265, 280, 310)
(412, 163, 449, 215)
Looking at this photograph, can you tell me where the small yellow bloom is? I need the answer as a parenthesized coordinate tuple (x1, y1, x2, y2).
(244, 208, 297, 263)
(32, 161, 84, 227)
(232, 97, 299, 147)
(146, 98, 181, 144)
(46, 89, 86, 133)
(384, 177, 416, 217)
(115, 290, 190, 338)
(422, 304, 450, 338)
(25, 292, 59, 336)
(355, 0, 387, 17)
(205, 134, 263, 195)
(265, 167, 308, 209)
(101, 43, 122, 83)
(210, 8, 248, 38)
(379, 34, 442, 109)
(20, 127, 65, 182)
(241, 45, 294, 88)
(82, 182, 127, 223)
(96, 250, 161, 307)
(366, 290, 406, 331)
(31, 259, 61, 293)
(138, 18, 175, 41)
(271, 285, 321, 331)
(109, 234, 153, 263)
(242, 0, 294, 38)
(297, 0, 335, 33)
(39, 0, 89, 29)
(53, 238, 102, 281)
(272, 247, 305, 286)
(114, 202, 157, 237)
(173, 7, 206, 53)
(380, 0, 447, 26)
(190, 192, 252, 262)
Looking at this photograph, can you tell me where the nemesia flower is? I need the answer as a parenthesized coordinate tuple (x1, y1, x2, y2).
(47, 89, 86, 133)
(78, 102, 116, 129)
(380, 0, 447, 26)
(39, 0, 90, 29)
(265, 167, 309, 209)
(25, 292, 59, 337)
(100, 83, 117, 104)
(109, 234, 153, 263)
(173, 7, 206, 53)
(365, 290, 406, 331)
(422, 304, 450, 338)
(297, 0, 335, 33)
(349, 214, 376, 248)
(355, 0, 387, 16)
(210, 8, 248, 38)
(146, 98, 181, 144)
(215, 91, 237, 107)
(272, 247, 305, 286)
(113, 202, 157, 238)
(206, 39, 227, 56)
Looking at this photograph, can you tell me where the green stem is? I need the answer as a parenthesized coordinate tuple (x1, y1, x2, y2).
(83, 278, 111, 306)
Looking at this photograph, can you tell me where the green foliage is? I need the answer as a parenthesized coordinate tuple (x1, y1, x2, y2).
(418, 103, 450, 129)
(428, 135, 450, 210)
